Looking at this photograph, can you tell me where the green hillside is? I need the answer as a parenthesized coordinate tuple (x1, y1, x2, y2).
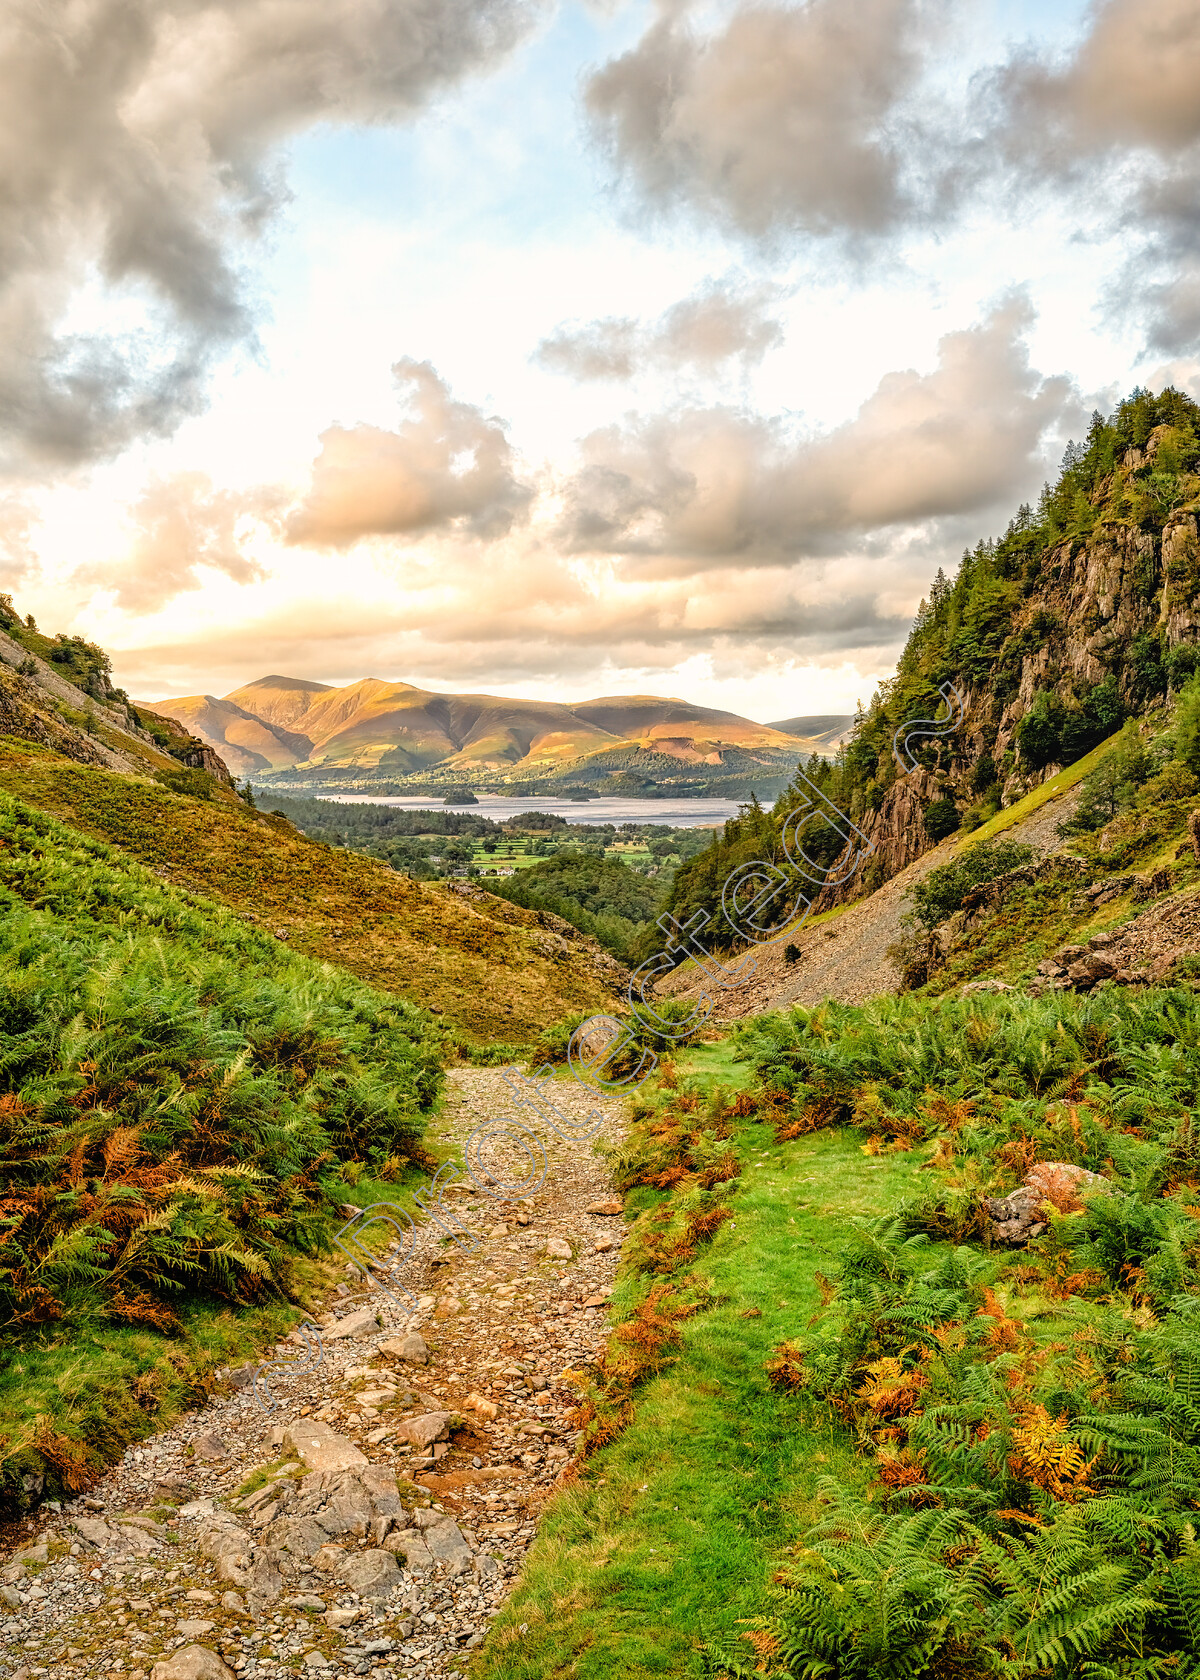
(0, 740, 623, 1042)
(0, 788, 444, 1507)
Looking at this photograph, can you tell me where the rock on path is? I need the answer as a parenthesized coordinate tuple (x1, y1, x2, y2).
(0, 1068, 627, 1680)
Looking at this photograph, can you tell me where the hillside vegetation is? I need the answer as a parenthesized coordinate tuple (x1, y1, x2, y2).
(0, 741, 623, 1041)
(482, 969, 1200, 1679)
(0, 789, 445, 1508)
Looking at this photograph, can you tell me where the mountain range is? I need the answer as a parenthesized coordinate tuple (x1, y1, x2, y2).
(143, 675, 853, 791)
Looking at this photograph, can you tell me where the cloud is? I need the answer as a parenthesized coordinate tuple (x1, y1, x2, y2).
(534, 276, 787, 381)
(995, 0, 1200, 158)
(556, 296, 1078, 563)
(989, 0, 1200, 355)
(583, 0, 950, 242)
(0, 0, 541, 474)
(75, 299, 1076, 704)
(286, 359, 533, 547)
(79, 472, 269, 612)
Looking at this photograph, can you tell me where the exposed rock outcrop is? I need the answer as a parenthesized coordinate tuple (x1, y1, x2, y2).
(985, 1161, 1116, 1246)
(1028, 879, 1200, 993)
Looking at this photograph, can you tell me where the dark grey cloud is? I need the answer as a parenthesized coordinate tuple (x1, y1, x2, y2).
(286, 359, 533, 547)
(583, 0, 952, 243)
(534, 276, 786, 381)
(0, 0, 541, 474)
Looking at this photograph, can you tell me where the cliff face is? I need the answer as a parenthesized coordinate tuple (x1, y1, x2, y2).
(819, 402, 1200, 906)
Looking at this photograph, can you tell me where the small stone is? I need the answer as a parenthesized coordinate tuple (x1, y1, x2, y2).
(175, 1619, 216, 1638)
(303, 1654, 331, 1670)
(191, 1432, 229, 1463)
(433, 1296, 462, 1319)
(325, 1606, 361, 1629)
(220, 1592, 245, 1614)
(545, 1238, 572, 1260)
(593, 1237, 615, 1252)
(586, 1200, 621, 1216)
(487, 1224, 509, 1238)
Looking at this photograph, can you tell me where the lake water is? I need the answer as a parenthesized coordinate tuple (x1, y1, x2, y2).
(320, 793, 740, 828)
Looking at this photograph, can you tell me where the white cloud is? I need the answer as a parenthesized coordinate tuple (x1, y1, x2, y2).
(285, 360, 533, 547)
(534, 275, 787, 381)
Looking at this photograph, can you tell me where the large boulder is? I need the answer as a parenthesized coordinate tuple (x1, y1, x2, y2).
(260, 1463, 414, 1583)
(151, 1648, 236, 1680)
(282, 1423, 368, 1474)
(394, 1412, 451, 1449)
(985, 1161, 1114, 1246)
(378, 1332, 429, 1365)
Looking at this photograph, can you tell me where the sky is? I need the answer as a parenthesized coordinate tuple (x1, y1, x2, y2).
(4, 0, 1200, 721)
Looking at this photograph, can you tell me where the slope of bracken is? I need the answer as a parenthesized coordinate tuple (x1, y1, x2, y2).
(0, 741, 624, 1040)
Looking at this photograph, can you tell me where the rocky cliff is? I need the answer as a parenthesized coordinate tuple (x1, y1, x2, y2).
(815, 390, 1200, 905)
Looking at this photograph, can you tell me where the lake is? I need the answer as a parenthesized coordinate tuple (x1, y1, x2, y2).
(320, 794, 741, 828)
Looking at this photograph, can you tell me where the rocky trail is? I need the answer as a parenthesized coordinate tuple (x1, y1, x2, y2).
(0, 1069, 627, 1680)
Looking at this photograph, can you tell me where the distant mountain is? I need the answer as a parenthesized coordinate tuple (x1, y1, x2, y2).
(147, 676, 812, 795)
(224, 674, 332, 730)
(767, 714, 855, 752)
(142, 694, 314, 776)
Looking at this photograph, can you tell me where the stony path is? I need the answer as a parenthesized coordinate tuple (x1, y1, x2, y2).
(0, 1069, 626, 1680)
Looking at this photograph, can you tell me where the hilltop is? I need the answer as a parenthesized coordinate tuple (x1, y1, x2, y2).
(144, 676, 837, 799)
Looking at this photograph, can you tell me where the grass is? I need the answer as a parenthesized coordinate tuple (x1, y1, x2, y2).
(471, 1040, 930, 1680)
(477, 973, 1200, 1679)
(0, 740, 619, 1041)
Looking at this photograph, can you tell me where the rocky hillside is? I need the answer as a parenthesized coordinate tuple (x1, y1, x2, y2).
(0, 597, 232, 786)
(658, 386, 1200, 937)
(835, 385, 1200, 895)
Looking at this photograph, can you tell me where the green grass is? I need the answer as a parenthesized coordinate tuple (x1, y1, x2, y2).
(0, 788, 450, 1507)
(472, 1042, 930, 1680)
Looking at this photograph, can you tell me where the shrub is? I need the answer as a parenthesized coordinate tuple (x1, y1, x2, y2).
(907, 839, 1036, 931)
(924, 798, 961, 841)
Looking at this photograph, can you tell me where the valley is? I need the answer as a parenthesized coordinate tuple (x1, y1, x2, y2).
(7, 384, 1200, 1680)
